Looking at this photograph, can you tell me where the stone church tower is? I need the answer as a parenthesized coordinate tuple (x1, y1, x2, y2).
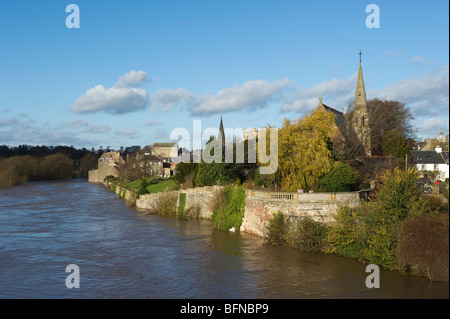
(352, 53, 372, 156)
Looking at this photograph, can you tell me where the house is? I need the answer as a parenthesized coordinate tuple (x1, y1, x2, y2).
(88, 151, 126, 183)
(411, 148, 449, 181)
(133, 151, 164, 177)
(152, 142, 178, 162)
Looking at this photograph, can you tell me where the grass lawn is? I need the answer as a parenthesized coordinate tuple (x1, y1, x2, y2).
(146, 179, 178, 193)
(124, 177, 155, 189)
(125, 177, 178, 193)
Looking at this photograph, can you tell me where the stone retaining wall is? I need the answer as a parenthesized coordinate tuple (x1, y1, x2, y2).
(104, 181, 368, 238)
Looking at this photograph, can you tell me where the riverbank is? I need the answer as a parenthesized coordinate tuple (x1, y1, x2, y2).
(103, 179, 364, 235)
(103, 170, 449, 284)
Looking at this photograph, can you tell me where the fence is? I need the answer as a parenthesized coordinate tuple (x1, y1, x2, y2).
(244, 188, 372, 202)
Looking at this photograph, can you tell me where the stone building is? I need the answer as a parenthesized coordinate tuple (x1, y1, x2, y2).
(314, 53, 372, 157)
(152, 142, 178, 161)
(130, 151, 164, 177)
(88, 151, 125, 183)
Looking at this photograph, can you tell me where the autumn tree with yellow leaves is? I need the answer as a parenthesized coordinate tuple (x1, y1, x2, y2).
(260, 110, 337, 192)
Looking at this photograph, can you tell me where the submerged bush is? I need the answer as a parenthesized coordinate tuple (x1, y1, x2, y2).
(177, 192, 198, 220)
(266, 212, 287, 246)
(150, 192, 178, 216)
(285, 218, 329, 252)
(266, 212, 329, 252)
(396, 214, 449, 282)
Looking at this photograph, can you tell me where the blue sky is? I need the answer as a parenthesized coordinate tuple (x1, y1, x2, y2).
(0, 0, 448, 150)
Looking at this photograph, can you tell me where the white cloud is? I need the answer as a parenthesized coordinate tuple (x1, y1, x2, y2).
(407, 55, 436, 66)
(281, 73, 357, 112)
(0, 118, 97, 147)
(116, 129, 138, 138)
(149, 78, 292, 116)
(0, 117, 18, 126)
(191, 78, 292, 115)
(143, 120, 162, 127)
(419, 117, 448, 135)
(65, 119, 111, 134)
(375, 65, 449, 117)
(150, 88, 197, 112)
(115, 70, 149, 88)
(71, 70, 149, 114)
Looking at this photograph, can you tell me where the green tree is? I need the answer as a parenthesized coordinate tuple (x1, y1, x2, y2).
(382, 130, 410, 164)
(79, 153, 98, 178)
(319, 162, 358, 192)
(38, 153, 74, 180)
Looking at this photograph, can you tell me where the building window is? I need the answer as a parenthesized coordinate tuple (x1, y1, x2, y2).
(434, 164, 439, 171)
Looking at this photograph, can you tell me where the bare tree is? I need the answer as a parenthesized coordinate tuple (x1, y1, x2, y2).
(345, 98, 416, 157)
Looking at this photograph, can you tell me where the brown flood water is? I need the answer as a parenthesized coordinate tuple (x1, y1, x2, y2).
(0, 179, 448, 298)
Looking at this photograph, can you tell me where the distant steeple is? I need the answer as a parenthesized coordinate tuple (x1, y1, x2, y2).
(219, 116, 225, 149)
(352, 51, 372, 156)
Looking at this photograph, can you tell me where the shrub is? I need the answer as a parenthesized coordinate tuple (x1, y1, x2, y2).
(105, 175, 117, 183)
(137, 178, 149, 195)
(319, 163, 358, 192)
(324, 206, 365, 259)
(209, 187, 227, 225)
(178, 202, 201, 220)
(374, 168, 423, 224)
(174, 162, 198, 186)
(396, 214, 449, 282)
(210, 186, 246, 231)
(422, 194, 449, 215)
(150, 193, 178, 216)
(266, 212, 287, 246)
(363, 225, 397, 269)
(177, 193, 189, 219)
(285, 218, 329, 252)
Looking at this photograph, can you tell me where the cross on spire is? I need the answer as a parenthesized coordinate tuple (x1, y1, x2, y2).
(359, 49, 363, 63)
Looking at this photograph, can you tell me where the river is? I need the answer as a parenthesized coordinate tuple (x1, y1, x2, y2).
(0, 179, 448, 299)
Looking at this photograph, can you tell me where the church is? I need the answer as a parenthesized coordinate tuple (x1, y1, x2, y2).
(314, 52, 372, 158)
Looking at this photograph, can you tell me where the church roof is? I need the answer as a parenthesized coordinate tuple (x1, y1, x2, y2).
(316, 102, 347, 135)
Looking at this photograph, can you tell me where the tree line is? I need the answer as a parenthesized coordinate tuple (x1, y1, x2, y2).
(0, 145, 99, 188)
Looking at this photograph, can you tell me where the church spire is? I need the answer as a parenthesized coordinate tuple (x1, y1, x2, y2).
(352, 51, 372, 156)
(355, 51, 367, 112)
(219, 116, 225, 149)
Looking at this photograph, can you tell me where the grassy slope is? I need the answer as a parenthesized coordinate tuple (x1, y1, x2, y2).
(125, 177, 178, 193)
